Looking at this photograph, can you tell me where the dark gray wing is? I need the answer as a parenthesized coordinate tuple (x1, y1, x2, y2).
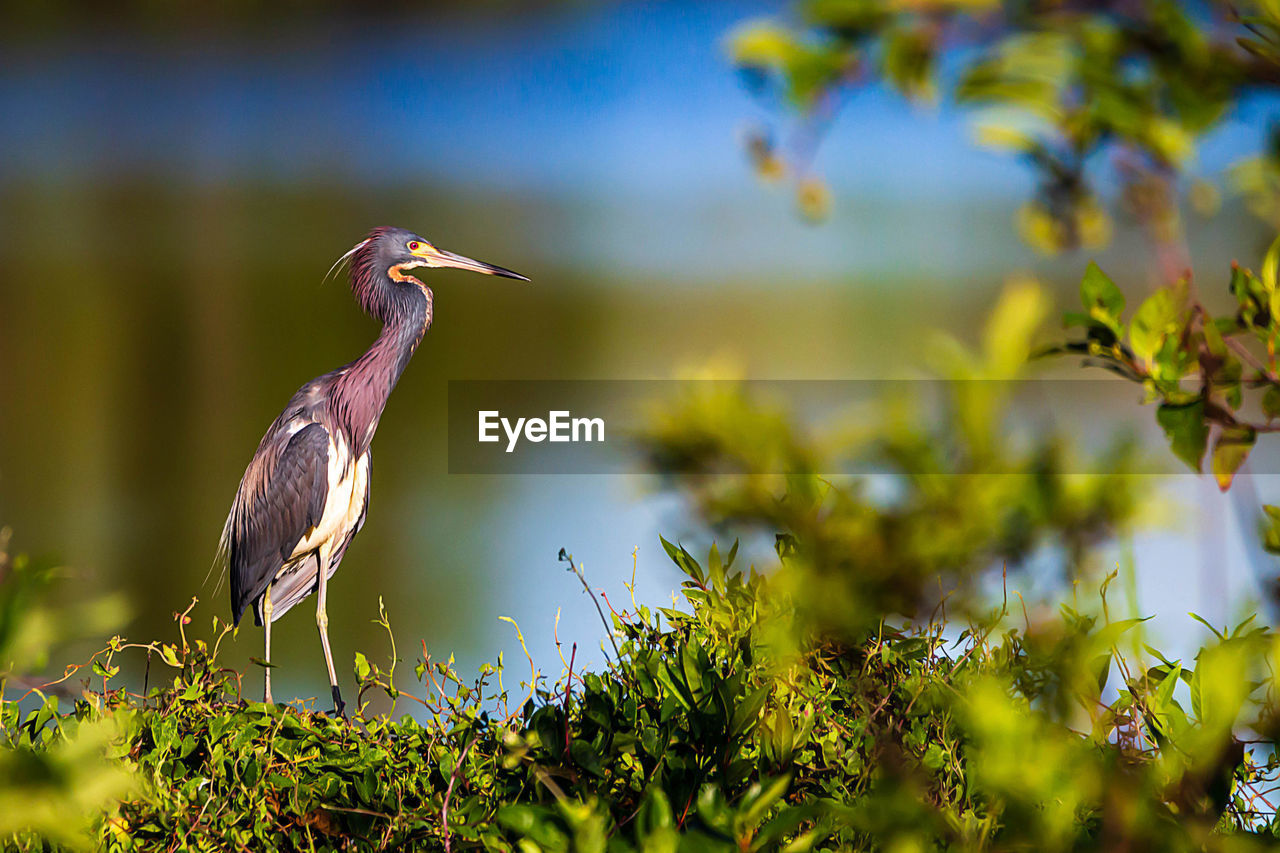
(267, 451, 370, 621)
(226, 422, 330, 626)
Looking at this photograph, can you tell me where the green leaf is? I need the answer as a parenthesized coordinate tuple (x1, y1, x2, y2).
(1202, 316, 1228, 359)
(770, 708, 794, 764)
(1129, 288, 1178, 366)
(1155, 400, 1208, 472)
(983, 278, 1048, 374)
(741, 774, 792, 830)
(496, 803, 540, 835)
(655, 661, 694, 710)
(1192, 640, 1253, 734)
(1157, 655, 1182, 717)
(636, 788, 674, 835)
(1081, 261, 1124, 334)
(158, 644, 181, 668)
(1262, 232, 1280, 294)
(1154, 663, 1182, 713)
(1088, 653, 1111, 695)
(1264, 387, 1280, 420)
(1146, 663, 1187, 743)
(1092, 616, 1153, 651)
(1188, 612, 1225, 640)
(91, 659, 119, 679)
(569, 739, 605, 777)
(730, 686, 772, 738)
(660, 536, 704, 584)
(728, 20, 797, 68)
(707, 541, 725, 589)
(1264, 505, 1280, 554)
(680, 639, 705, 698)
(1211, 425, 1255, 491)
(1232, 264, 1268, 329)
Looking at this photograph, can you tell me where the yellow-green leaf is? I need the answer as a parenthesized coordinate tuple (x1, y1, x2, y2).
(1081, 261, 1124, 334)
(1212, 426, 1256, 491)
(1129, 289, 1177, 366)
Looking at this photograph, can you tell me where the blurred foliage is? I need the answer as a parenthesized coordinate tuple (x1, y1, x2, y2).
(1048, 238, 1280, 492)
(1047, 234, 1280, 597)
(0, 532, 133, 849)
(639, 281, 1143, 639)
(730, 0, 1280, 246)
(0, 531, 125, 681)
(730, 0, 1280, 590)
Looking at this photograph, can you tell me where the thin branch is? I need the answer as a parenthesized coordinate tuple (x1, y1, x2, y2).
(1224, 334, 1280, 384)
(559, 549, 622, 662)
(441, 728, 481, 853)
(562, 643, 576, 754)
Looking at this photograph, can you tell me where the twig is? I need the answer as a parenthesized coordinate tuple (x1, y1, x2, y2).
(563, 643, 576, 753)
(441, 728, 481, 853)
(322, 804, 394, 819)
(559, 549, 621, 661)
(1224, 334, 1280, 384)
(598, 591, 623, 620)
(530, 764, 568, 801)
(173, 794, 213, 852)
(498, 616, 538, 718)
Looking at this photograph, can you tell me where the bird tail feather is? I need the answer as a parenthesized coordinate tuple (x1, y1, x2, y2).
(204, 502, 235, 601)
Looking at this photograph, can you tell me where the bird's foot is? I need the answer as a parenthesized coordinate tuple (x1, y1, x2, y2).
(330, 685, 347, 719)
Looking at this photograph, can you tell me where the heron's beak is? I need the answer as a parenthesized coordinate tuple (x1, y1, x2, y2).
(413, 245, 529, 281)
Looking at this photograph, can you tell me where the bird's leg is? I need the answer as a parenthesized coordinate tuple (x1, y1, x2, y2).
(315, 552, 345, 716)
(262, 587, 274, 706)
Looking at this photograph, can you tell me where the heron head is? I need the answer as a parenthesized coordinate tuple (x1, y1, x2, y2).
(366, 226, 528, 282)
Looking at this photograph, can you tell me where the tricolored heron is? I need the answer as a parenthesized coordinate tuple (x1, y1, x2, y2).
(217, 226, 526, 714)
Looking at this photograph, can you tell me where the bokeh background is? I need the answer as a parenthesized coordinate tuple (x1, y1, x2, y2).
(0, 0, 1275, 706)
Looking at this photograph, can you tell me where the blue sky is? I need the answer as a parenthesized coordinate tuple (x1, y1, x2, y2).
(0, 2, 1029, 198)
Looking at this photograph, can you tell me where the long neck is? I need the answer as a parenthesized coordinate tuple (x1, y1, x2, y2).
(334, 281, 432, 454)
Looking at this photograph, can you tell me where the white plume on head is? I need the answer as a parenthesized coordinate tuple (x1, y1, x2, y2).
(323, 238, 372, 285)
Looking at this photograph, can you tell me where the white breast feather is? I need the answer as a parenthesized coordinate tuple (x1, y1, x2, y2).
(289, 432, 368, 562)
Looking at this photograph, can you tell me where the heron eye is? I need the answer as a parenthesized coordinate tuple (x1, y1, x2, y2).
(407, 241, 422, 252)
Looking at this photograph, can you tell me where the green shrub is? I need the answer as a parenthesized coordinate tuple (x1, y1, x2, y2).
(4, 520, 1280, 850)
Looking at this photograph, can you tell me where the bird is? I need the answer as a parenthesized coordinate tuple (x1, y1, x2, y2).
(217, 226, 527, 715)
